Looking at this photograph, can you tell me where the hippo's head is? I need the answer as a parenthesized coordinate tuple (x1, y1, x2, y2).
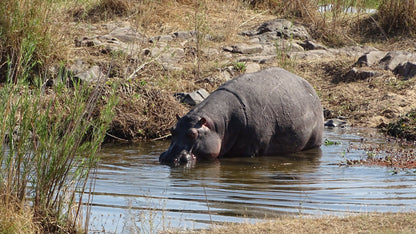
(159, 115, 221, 166)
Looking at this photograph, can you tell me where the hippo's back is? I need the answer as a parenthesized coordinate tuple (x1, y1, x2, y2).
(218, 67, 323, 155)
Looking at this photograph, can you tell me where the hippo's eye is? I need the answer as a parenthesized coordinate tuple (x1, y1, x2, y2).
(187, 128, 198, 140)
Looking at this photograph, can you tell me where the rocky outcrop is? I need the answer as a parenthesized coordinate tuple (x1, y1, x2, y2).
(67, 19, 416, 89)
(342, 50, 416, 82)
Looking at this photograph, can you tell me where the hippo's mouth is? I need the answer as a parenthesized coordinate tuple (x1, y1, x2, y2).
(173, 150, 196, 166)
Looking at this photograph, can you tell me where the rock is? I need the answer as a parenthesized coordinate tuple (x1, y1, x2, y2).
(342, 67, 377, 82)
(297, 40, 327, 50)
(109, 26, 147, 43)
(237, 55, 275, 64)
(174, 89, 210, 106)
(173, 31, 194, 39)
(219, 68, 234, 81)
(149, 35, 174, 43)
(225, 43, 263, 54)
(324, 119, 348, 128)
(275, 40, 305, 52)
(355, 51, 387, 67)
(393, 61, 416, 78)
(379, 51, 416, 71)
(75, 36, 101, 47)
(336, 46, 377, 57)
(201, 48, 219, 57)
(73, 65, 104, 83)
(243, 19, 310, 40)
(323, 107, 332, 119)
(245, 62, 261, 73)
(289, 49, 335, 61)
(146, 46, 185, 65)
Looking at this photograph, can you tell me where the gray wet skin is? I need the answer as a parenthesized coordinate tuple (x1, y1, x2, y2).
(159, 67, 324, 166)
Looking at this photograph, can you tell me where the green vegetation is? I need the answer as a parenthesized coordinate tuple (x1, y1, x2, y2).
(382, 109, 416, 140)
(323, 139, 341, 146)
(0, 80, 117, 232)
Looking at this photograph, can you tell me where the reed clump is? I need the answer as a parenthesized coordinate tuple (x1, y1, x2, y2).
(0, 78, 117, 232)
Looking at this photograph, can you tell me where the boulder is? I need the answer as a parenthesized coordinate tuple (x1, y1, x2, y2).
(379, 51, 416, 71)
(393, 61, 416, 78)
(342, 67, 378, 82)
(243, 19, 310, 40)
(355, 51, 387, 67)
(174, 89, 210, 106)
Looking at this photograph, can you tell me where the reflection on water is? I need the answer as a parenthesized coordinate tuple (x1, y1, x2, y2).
(88, 128, 416, 233)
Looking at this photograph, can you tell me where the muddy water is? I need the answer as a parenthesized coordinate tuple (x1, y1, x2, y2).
(88, 128, 416, 233)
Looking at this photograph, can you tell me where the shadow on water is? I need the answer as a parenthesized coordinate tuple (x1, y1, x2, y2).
(87, 128, 416, 232)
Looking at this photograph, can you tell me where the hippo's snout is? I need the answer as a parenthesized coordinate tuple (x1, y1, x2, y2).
(159, 149, 196, 167)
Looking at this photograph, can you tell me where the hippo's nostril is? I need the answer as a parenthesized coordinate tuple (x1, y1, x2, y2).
(179, 155, 189, 164)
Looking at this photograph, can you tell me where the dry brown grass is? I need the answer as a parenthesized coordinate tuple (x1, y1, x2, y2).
(0, 204, 40, 234)
(106, 79, 188, 141)
(377, 0, 416, 36)
(188, 213, 416, 234)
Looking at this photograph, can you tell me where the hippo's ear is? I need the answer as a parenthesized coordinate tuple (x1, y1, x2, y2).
(199, 117, 213, 129)
(175, 114, 181, 120)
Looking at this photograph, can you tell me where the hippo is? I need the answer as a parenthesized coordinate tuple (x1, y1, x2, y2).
(159, 67, 324, 166)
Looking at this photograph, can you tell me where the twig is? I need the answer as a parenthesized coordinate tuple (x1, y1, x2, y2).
(369, 16, 389, 41)
(239, 10, 269, 28)
(151, 134, 171, 141)
(105, 132, 130, 142)
(127, 56, 159, 81)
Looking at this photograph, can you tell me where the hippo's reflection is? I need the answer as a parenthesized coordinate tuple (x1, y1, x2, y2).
(169, 147, 322, 183)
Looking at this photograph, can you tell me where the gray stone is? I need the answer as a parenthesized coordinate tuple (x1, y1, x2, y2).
(229, 43, 263, 54)
(342, 68, 377, 82)
(110, 26, 146, 43)
(289, 49, 335, 61)
(175, 89, 210, 106)
(237, 55, 276, 64)
(275, 40, 305, 52)
(202, 48, 219, 57)
(149, 35, 174, 43)
(245, 62, 261, 73)
(393, 61, 416, 78)
(244, 19, 310, 40)
(324, 119, 348, 128)
(74, 65, 104, 83)
(173, 31, 194, 39)
(355, 51, 387, 67)
(159, 47, 185, 64)
(336, 46, 377, 57)
(298, 40, 327, 50)
(379, 51, 416, 71)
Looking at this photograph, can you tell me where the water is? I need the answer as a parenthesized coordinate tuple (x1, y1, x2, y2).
(318, 4, 377, 14)
(87, 128, 416, 233)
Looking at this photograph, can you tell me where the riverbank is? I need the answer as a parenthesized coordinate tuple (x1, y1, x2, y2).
(191, 212, 416, 234)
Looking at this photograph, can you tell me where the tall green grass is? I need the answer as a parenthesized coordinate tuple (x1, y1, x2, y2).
(0, 78, 117, 232)
(0, 0, 60, 83)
